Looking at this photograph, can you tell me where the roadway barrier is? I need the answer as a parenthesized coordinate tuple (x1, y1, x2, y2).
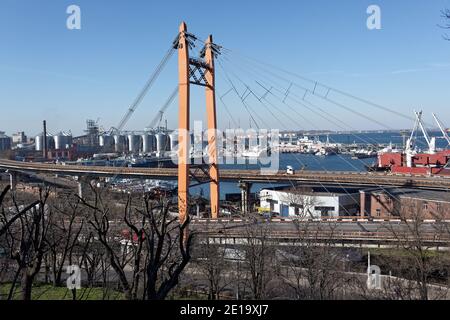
(190, 217, 448, 224)
(199, 229, 450, 243)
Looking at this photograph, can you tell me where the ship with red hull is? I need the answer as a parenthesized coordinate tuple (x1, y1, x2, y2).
(370, 111, 450, 176)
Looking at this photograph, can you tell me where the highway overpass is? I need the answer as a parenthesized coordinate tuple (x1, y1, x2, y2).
(189, 218, 450, 248)
(1, 159, 450, 191)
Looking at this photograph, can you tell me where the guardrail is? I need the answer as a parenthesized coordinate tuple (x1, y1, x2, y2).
(191, 217, 450, 224)
(199, 229, 450, 243)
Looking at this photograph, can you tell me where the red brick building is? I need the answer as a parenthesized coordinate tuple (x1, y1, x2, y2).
(360, 188, 450, 219)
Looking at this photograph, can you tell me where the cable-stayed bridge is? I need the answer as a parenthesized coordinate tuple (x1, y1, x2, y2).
(4, 22, 450, 221)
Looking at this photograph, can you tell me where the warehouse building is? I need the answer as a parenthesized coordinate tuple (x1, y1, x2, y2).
(360, 188, 450, 219)
(259, 186, 360, 218)
(12, 131, 27, 145)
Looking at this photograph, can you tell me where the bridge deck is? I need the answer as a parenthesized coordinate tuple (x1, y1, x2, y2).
(1, 159, 450, 190)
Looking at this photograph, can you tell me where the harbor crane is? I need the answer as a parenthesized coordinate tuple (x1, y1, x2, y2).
(432, 112, 450, 146)
(145, 87, 178, 131)
(110, 35, 180, 134)
(412, 110, 436, 154)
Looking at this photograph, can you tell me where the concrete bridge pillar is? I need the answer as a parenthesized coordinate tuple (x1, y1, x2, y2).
(77, 176, 93, 199)
(9, 172, 17, 191)
(238, 181, 252, 214)
(360, 190, 369, 217)
(196, 203, 201, 217)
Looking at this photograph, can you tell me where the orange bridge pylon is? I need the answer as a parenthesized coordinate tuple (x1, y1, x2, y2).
(177, 22, 220, 223)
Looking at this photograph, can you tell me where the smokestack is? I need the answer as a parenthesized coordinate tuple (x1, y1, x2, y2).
(43, 120, 47, 160)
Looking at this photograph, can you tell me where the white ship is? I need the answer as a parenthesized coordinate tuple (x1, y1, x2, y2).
(241, 146, 270, 158)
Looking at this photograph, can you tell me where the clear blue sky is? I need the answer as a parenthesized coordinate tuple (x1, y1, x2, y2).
(1, 0, 450, 136)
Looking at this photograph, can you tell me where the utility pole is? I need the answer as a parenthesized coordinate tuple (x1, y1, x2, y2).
(43, 120, 48, 160)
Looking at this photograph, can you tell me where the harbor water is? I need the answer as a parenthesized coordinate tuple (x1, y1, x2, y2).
(192, 131, 450, 199)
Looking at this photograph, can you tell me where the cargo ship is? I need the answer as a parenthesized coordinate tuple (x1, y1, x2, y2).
(368, 111, 450, 176)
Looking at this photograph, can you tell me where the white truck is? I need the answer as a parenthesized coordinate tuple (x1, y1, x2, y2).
(286, 165, 295, 175)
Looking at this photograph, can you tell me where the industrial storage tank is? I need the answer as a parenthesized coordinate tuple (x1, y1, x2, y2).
(128, 134, 140, 153)
(114, 135, 127, 153)
(168, 133, 178, 151)
(35, 135, 43, 151)
(53, 132, 72, 150)
(35, 134, 54, 151)
(141, 134, 156, 153)
(155, 133, 169, 154)
(99, 135, 114, 147)
(54, 133, 64, 150)
(65, 133, 73, 148)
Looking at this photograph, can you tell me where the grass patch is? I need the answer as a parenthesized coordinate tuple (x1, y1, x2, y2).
(0, 283, 125, 300)
(365, 247, 449, 259)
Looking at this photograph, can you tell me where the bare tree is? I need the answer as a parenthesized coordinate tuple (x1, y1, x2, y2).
(239, 222, 276, 299)
(0, 186, 40, 238)
(278, 220, 350, 300)
(440, 9, 450, 40)
(79, 191, 142, 300)
(191, 234, 232, 300)
(3, 187, 52, 300)
(45, 194, 85, 287)
(381, 201, 450, 300)
(141, 197, 193, 300)
(79, 188, 193, 300)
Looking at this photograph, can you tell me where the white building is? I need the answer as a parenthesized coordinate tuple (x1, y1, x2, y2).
(259, 187, 360, 218)
(12, 131, 27, 144)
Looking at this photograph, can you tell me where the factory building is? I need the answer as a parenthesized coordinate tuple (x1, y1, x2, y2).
(0, 132, 12, 151)
(12, 131, 27, 144)
(259, 186, 360, 218)
(360, 188, 450, 219)
(46, 147, 76, 161)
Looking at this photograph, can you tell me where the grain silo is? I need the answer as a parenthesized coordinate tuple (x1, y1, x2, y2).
(128, 134, 140, 153)
(141, 133, 156, 153)
(155, 133, 169, 154)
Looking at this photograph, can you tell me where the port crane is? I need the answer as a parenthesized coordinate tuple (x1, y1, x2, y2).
(109, 35, 181, 134)
(432, 113, 450, 146)
(145, 87, 178, 131)
(409, 111, 436, 154)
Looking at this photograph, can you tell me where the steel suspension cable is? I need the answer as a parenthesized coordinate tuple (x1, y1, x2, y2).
(219, 53, 449, 202)
(116, 46, 175, 132)
(221, 48, 417, 123)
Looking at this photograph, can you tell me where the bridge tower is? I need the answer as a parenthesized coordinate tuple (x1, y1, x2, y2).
(177, 22, 220, 223)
